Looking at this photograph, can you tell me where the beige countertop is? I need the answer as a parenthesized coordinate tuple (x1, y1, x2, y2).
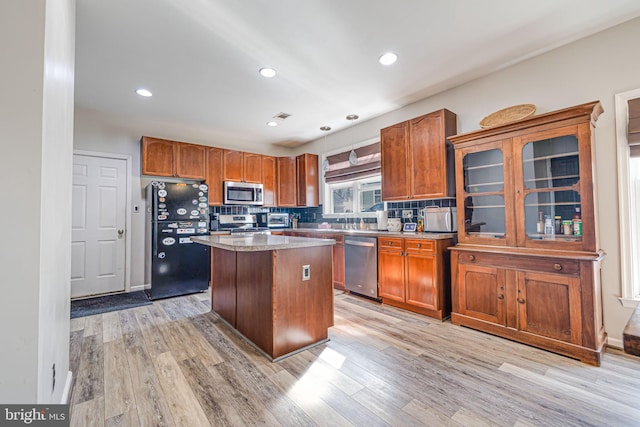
(192, 234, 335, 251)
(281, 228, 457, 240)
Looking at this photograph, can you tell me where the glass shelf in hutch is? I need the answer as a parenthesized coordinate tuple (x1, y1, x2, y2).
(521, 134, 582, 243)
(462, 147, 506, 239)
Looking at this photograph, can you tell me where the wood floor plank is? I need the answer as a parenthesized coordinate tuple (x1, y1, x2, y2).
(402, 399, 466, 427)
(499, 362, 640, 426)
(122, 331, 175, 426)
(73, 334, 104, 405)
(103, 339, 135, 420)
(174, 318, 225, 367)
(70, 397, 105, 427)
(153, 351, 211, 427)
(83, 314, 103, 337)
(102, 311, 122, 343)
(105, 408, 140, 427)
(178, 357, 246, 427)
(133, 307, 170, 356)
(270, 369, 353, 427)
(70, 316, 85, 332)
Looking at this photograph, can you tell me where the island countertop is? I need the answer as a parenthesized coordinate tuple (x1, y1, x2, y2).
(191, 234, 335, 251)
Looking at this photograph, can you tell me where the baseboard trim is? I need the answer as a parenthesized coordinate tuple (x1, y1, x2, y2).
(61, 371, 73, 404)
(130, 284, 149, 292)
(608, 337, 623, 350)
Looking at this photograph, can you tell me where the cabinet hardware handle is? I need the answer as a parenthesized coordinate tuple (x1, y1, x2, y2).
(418, 244, 421, 248)
(497, 295, 504, 300)
(517, 298, 525, 304)
(553, 263, 562, 271)
(468, 255, 475, 261)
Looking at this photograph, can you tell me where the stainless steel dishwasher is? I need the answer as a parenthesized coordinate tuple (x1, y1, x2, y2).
(344, 236, 378, 299)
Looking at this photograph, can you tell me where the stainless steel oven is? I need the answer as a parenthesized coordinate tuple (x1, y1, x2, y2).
(224, 181, 264, 205)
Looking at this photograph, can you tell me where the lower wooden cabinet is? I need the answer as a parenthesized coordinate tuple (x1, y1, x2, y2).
(378, 237, 453, 320)
(451, 247, 607, 365)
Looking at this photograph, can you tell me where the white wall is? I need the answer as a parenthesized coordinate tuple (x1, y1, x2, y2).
(74, 17, 640, 348)
(0, 0, 75, 403)
(300, 17, 640, 348)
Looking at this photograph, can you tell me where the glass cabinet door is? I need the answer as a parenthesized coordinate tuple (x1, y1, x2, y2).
(519, 134, 582, 244)
(462, 148, 507, 240)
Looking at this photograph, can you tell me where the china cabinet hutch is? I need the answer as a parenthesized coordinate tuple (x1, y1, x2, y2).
(449, 101, 607, 365)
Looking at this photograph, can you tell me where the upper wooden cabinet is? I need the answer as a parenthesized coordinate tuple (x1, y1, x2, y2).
(141, 136, 205, 179)
(296, 153, 319, 207)
(277, 154, 319, 207)
(277, 156, 297, 207)
(222, 150, 262, 183)
(381, 109, 457, 201)
(205, 147, 223, 206)
(261, 155, 277, 207)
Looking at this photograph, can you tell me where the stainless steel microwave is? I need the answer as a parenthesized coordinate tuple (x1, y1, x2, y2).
(223, 181, 264, 205)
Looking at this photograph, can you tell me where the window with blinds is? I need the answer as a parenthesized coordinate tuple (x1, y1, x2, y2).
(322, 142, 384, 216)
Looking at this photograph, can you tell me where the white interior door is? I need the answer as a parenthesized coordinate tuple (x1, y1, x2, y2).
(71, 154, 127, 298)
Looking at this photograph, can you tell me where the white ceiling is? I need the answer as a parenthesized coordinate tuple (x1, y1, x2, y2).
(75, 0, 640, 149)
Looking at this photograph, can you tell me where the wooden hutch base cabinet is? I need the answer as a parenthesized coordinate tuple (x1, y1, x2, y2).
(449, 101, 607, 366)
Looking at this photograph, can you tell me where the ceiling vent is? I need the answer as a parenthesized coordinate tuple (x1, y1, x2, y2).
(273, 112, 291, 120)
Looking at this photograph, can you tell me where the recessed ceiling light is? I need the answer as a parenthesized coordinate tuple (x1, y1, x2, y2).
(267, 121, 278, 127)
(135, 88, 153, 97)
(259, 67, 277, 78)
(378, 52, 398, 66)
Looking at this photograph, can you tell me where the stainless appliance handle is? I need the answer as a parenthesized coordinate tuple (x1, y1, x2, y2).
(345, 240, 376, 248)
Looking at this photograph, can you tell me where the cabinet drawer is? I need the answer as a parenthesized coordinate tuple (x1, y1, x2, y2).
(405, 239, 435, 254)
(457, 251, 580, 276)
(378, 237, 404, 251)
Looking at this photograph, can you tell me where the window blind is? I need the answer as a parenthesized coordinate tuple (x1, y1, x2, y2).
(629, 98, 640, 157)
(323, 142, 381, 183)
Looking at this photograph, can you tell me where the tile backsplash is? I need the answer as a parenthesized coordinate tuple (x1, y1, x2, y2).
(209, 198, 456, 225)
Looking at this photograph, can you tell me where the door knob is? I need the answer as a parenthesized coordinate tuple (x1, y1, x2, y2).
(118, 229, 125, 238)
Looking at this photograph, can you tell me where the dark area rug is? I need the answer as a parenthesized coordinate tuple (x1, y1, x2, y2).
(71, 291, 151, 319)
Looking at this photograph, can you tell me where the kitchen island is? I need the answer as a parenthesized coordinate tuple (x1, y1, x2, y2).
(191, 234, 335, 361)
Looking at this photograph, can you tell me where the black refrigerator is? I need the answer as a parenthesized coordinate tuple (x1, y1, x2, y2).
(145, 181, 210, 300)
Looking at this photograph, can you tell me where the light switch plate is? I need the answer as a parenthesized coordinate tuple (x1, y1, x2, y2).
(302, 265, 310, 281)
(402, 209, 413, 219)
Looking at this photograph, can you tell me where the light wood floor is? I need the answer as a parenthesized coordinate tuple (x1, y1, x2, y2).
(69, 290, 640, 427)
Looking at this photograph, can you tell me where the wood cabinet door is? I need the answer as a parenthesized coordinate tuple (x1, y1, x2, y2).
(205, 147, 223, 205)
(175, 142, 206, 179)
(409, 110, 455, 199)
(261, 155, 277, 207)
(378, 242, 405, 302)
(381, 122, 410, 201)
(277, 156, 297, 206)
(243, 152, 262, 183)
(223, 149, 244, 182)
(512, 123, 595, 252)
(456, 262, 506, 325)
(517, 271, 582, 344)
(296, 153, 319, 207)
(141, 136, 175, 177)
(405, 252, 438, 311)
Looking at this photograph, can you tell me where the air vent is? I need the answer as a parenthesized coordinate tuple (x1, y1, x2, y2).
(273, 112, 291, 120)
